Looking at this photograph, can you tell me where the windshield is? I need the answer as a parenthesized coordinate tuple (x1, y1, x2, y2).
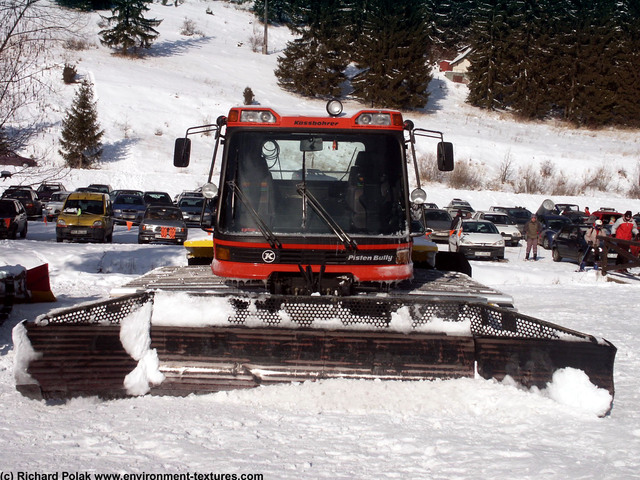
(63, 199, 104, 215)
(462, 221, 499, 234)
(146, 208, 182, 220)
(218, 131, 407, 236)
(483, 214, 511, 225)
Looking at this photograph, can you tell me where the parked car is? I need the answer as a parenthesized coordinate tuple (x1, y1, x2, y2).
(1, 188, 43, 219)
(56, 192, 114, 243)
(43, 191, 70, 221)
(551, 224, 617, 266)
(588, 209, 623, 226)
(472, 211, 522, 246)
(424, 202, 439, 209)
(0, 198, 28, 239)
(87, 184, 112, 195)
(112, 194, 147, 225)
(138, 205, 188, 245)
(537, 214, 572, 249)
(143, 191, 173, 206)
(445, 198, 475, 216)
(36, 182, 65, 202)
(178, 196, 211, 226)
(423, 208, 453, 243)
(489, 206, 532, 233)
(449, 219, 505, 260)
(174, 190, 204, 204)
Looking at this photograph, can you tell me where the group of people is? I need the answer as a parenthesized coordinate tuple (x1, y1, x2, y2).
(523, 210, 639, 270)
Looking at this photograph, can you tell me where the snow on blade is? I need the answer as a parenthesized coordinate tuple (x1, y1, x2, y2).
(543, 367, 613, 417)
(120, 300, 165, 395)
(12, 322, 42, 387)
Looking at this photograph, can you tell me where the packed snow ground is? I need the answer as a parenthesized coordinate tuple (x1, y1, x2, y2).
(2, 1, 640, 478)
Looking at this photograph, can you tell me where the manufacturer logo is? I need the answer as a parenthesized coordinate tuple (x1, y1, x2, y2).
(262, 249, 276, 263)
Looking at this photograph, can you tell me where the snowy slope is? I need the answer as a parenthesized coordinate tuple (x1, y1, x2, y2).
(1, 1, 640, 478)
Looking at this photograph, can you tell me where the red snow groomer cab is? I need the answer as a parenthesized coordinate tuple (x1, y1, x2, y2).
(174, 101, 453, 295)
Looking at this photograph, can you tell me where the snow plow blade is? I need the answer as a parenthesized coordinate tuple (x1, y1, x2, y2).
(14, 291, 616, 412)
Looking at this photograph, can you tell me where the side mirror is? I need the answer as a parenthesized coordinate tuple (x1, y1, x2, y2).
(437, 142, 454, 171)
(174, 138, 191, 167)
(410, 220, 426, 237)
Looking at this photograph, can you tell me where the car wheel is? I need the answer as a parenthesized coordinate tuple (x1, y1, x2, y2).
(19, 223, 27, 239)
(56, 236, 63, 243)
(552, 248, 562, 262)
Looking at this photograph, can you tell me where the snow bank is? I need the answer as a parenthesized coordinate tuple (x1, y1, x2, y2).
(120, 301, 165, 395)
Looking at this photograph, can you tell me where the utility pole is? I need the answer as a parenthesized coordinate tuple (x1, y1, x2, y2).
(262, 0, 268, 55)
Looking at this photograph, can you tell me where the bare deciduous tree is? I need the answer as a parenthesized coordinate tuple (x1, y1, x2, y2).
(0, 0, 82, 153)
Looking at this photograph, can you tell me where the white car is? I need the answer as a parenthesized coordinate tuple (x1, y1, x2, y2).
(449, 219, 505, 260)
(43, 191, 70, 222)
(472, 211, 522, 246)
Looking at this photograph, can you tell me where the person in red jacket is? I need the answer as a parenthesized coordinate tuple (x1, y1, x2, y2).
(611, 210, 639, 271)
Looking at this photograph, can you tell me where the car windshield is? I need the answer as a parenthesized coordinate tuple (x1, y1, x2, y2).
(218, 131, 407, 235)
(483, 214, 511, 225)
(63, 199, 104, 215)
(462, 221, 499, 234)
(115, 195, 145, 205)
(546, 217, 571, 230)
(146, 208, 182, 220)
(425, 210, 451, 222)
(144, 193, 171, 204)
(507, 209, 530, 220)
(179, 198, 204, 208)
(50, 193, 67, 202)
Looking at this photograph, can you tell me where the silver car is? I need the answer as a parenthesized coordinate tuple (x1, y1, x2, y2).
(138, 205, 188, 244)
(43, 191, 70, 222)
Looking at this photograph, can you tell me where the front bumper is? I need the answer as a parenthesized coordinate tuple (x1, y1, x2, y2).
(459, 246, 505, 260)
(56, 226, 107, 242)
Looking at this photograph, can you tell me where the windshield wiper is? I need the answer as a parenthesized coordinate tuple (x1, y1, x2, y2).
(297, 184, 358, 251)
(227, 181, 281, 249)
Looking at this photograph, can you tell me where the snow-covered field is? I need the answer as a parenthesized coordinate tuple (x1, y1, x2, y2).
(2, 1, 640, 478)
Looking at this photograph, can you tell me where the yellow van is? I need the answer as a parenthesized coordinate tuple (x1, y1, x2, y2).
(56, 192, 114, 243)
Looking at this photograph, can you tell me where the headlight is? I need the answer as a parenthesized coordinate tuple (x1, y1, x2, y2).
(93, 220, 103, 227)
(460, 236, 472, 245)
(114, 209, 122, 213)
(57, 219, 66, 226)
(494, 239, 505, 246)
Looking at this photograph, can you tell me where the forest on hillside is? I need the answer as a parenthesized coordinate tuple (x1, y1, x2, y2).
(37, 0, 640, 128)
(254, 0, 640, 127)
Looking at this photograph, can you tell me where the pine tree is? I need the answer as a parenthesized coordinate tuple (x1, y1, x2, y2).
(351, 0, 433, 110)
(99, 0, 162, 56)
(59, 81, 104, 169)
(274, 0, 352, 98)
(466, 0, 512, 110)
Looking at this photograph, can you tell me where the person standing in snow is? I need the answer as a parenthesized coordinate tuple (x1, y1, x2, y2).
(524, 214, 542, 260)
(579, 219, 604, 271)
(610, 210, 639, 271)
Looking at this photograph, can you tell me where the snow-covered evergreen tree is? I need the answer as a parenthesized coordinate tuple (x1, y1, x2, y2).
(99, 0, 162, 56)
(59, 81, 104, 169)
